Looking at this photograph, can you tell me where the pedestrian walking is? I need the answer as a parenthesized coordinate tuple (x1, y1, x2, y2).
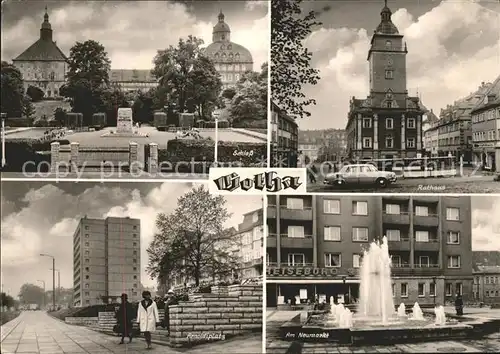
(114, 293, 135, 344)
(455, 293, 464, 316)
(137, 291, 160, 350)
(163, 289, 178, 335)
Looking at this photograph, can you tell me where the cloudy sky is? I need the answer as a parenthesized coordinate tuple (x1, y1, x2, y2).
(1, 0, 269, 71)
(470, 195, 500, 252)
(0, 182, 262, 297)
(293, 0, 500, 130)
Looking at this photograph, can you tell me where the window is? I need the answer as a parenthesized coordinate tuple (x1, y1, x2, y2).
(287, 226, 305, 238)
(85, 242, 89, 246)
(85, 267, 89, 272)
(407, 118, 416, 128)
(235, 74, 240, 81)
(252, 212, 258, 223)
(446, 283, 452, 296)
(385, 40, 392, 49)
(86, 300, 90, 304)
(447, 231, 460, 244)
(85, 292, 90, 296)
(286, 198, 304, 210)
(325, 253, 341, 267)
(84, 226, 89, 230)
(133, 259, 137, 263)
(323, 199, 340, 214)
(85, 275, 89, 280)
(288, 253, 305, 266)
(385, 204, 400, 214)
(415, 205, 429, 216)
(133, 242, 137, 247)
(85, 234, 89, 238)
(352, 227, 369, 242)
(418, 283, 425, 297)
(385, 70, 393, 79)
(363, 118, 372, 128)
(386, 118, 393, 129)
(486, 277, 490, 284)
(430, 282, 436, 297)
(84, 250, 89, 256)
(401, 283, 408, 297)
(133, 234, 137, 238)
(84, 283, 89, 289)
(133, 267, 137, 271)
(392, 283, 395, 297)
(386, 101, 393, 108)
(447, 256, 461, 268)
(353, 254, 361, 268)
(455, 283, 463, 295)
(418, 256, 430, 267)
(363, 137, 372, 148)
(324, 226, 341, 241)
(353, 201, 368, 215)
(133, 226, 137, 230)
(446, 208, 460, 221)
(415, 231, 429, 242)
(133, 250, 137, 255)
(391, 255, 401, 266)
(386, 229, 400, 241)
(407, 138, 415, 148)
(85, 259, 89, 263)
(133, 275, 137, 280)
(385, 136, 393, 148)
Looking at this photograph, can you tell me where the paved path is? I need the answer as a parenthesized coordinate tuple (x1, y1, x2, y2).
(1, 311, 262, 354)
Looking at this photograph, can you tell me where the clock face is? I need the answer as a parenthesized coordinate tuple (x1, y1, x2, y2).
(387, 57, 393, 65)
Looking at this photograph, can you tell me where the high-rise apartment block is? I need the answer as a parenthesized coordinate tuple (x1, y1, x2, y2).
(73, 216, 141, 307)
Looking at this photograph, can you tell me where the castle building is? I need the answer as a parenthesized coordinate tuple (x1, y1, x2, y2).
(346, 1, 424, 160)
(204, 11, 254, 88)
(12, 7, 67, 98)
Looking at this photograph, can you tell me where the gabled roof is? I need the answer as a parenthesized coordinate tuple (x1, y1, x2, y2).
(471, 74, 500, 114)
(13, 38, 67, 62)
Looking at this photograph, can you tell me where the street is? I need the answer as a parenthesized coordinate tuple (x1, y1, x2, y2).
(307, 175, 500, 193)
(1, 311, 262, 354)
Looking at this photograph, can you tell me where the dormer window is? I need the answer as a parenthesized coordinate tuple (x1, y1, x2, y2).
(221, 35, 225, 40)
(387, 101, 393, 108)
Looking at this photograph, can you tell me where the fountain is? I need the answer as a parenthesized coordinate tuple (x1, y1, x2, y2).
(410, 302, 424, 320)
(397, 303, 406, 317)
(280, 236, 481, 345)
(434, 306, 446, 326)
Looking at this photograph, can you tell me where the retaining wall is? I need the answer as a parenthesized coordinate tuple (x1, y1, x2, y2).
(65, 316, 98, 326)
(169, 284, 262, 347)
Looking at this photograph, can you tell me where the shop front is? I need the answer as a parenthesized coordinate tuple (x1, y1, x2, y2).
(266, 264, 360, 308)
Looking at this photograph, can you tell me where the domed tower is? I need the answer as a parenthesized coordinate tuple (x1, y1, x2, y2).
(40, 6, 53, 41)
(212, 10, 231, 42)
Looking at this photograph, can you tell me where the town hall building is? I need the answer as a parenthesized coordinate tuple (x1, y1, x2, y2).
(346, 1, 424, 160)
(12, 7, 67, 98)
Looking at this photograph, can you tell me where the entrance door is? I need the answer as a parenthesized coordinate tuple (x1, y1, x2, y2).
(266, 283, 277, 308)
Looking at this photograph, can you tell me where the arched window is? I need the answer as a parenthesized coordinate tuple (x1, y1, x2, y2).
(50, 72, 55, 80)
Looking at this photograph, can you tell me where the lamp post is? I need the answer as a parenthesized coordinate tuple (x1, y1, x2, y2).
(50, 268, 60, 306)
(40, 254, 56, 310)
(1, 112, 6, 168)
(432, 276, 437, 306)
(212, 110, 221, 166)
(342, 275, 347, 304)
(37, 280, 46, 309)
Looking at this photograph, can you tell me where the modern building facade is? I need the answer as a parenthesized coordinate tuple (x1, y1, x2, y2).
(73, 216, 141, 307)
(266, 195, 473, 308)
(346, 2, 424, 160)
(472, 266, 500, 304)
(234, 208, 264, 280)
(471, 75, 500, 171)
(271, 101, 299, 167)
(12, 7, 67, 98)
(204, 11, 254, 88)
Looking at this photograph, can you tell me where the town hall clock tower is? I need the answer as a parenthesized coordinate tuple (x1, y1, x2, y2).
(346, 0, 424, 160)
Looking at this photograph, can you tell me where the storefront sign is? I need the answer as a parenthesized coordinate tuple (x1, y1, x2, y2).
(474, 142, 496, 149)
(266, 267, 338, 277)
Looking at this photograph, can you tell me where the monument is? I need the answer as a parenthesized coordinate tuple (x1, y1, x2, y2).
(117, 108, 133, 134)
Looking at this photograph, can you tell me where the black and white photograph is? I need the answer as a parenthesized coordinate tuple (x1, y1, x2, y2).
(271, 0, 500, 193)
(0, 0, 268, 179)
(0, 181, 263, 353)
(265, 194, 500, 353)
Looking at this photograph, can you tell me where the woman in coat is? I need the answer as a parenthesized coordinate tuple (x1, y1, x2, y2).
(455, 294, 464, 316)
(115, 293, 135, 344)
(136, 290, 159, 349)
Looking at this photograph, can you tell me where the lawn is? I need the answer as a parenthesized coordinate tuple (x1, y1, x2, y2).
(0, 311, 20, 326)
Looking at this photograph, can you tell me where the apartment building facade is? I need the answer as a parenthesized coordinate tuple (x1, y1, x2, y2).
(266, 195, 473, 308)
(473, 266, 500, 304)
(73, 216, 141, 307)
(271, 101, 299, 167)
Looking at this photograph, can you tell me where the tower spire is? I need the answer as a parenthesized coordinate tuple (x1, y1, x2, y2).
(40, 5, 53, 40)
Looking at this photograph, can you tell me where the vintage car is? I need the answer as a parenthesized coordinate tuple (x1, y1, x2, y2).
(323, 163, 397, 188)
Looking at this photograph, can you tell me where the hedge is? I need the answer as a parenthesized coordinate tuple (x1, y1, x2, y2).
(5, 118, 32, 127)
(160, 139, 267, 167)
(0, 142, 51, 172)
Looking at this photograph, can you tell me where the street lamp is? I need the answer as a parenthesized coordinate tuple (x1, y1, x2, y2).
(50, 268, 61, 306)
(1, 112, 6, 168)
(37, 280, 46, 309)
(40, 253, 56, 310)
(432, 276, 437, 306)
(342, 276, 347, 304)
(212, 109, 221, 166)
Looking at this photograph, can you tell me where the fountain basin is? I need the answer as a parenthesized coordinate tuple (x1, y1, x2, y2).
(279, 312, 499, 345)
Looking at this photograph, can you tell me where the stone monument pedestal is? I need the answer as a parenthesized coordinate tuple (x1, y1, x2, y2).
(117, 108, 133, 134)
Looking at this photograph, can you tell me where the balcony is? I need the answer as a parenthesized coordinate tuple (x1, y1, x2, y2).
(414, 214, 439, 227)
(280, 234, 313, 248)
(387, 237, 411, 251)
(383, 212, 410, 225)
(267, 233, 277, 248)
(391, 264, 441, 276)
(267, 262, 315, 268)
(268, 205, 277, 219)
(280, 207, 313, 221)
(414, 239, 440, 251)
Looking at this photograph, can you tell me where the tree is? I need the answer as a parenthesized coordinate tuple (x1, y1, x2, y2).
(132, 90, 155, 124)
(98, 88, 129, 126)
(1, 293, 16, 309)
(22, 96, 36, 124)
(221, 87, 236, 100)
(229, 62, 268, 128)
(151, 36, 222, 119)
(18, 283, 45, 307)
(147, 186, 239, 287)
(1, 61, 25, 117)
(62, 40, 111, 124)
(53, 107, 67, 126)
(271, 0, 321, 119)
(26, 85, 45, 102)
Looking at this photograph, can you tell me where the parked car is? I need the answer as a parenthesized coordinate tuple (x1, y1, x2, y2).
(323, 164, 397, 188)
